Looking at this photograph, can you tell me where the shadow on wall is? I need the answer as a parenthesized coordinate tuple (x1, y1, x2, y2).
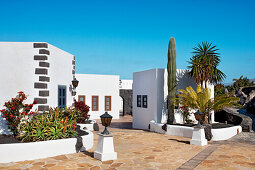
(176, 70, 197, 91)
(159, 70, 197, 124)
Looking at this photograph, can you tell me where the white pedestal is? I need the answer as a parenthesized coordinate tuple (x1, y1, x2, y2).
(190, 126, 208, 146)
(94, 133, 117, 161)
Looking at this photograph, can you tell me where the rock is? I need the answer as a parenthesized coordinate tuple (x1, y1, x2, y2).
(215, 107, 253, 132)
(236, 87, 255, 114)
(93, 123, 99, 131)
(204, 124, 213, 141)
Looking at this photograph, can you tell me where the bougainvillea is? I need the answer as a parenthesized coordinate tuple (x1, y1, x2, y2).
(0, 91, 37, 135)
(74, 101, 90, 123)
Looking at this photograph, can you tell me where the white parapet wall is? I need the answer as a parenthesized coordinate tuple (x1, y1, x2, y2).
(0, 130, 93, 163)
(149, 121, 242, 141)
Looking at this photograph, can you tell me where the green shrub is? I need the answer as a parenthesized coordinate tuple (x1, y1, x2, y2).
(18, 107, 78, 142)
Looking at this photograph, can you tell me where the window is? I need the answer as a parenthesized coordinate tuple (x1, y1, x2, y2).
(105, 96, 111, 111)
(142, 95, 148, 108)
(137, 95, 141, 107)
(58, 85, 66, 108)
(78, 95, 86, 104)
(92, 96, 99, 111)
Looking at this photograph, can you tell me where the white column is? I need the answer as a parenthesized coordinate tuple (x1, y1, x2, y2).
(94, 134, 117, 161)
(190, 126, 207, 146)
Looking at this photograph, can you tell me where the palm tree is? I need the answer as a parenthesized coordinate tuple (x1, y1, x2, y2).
(188, 42, 226, 88)
(174, 85, 240, 123)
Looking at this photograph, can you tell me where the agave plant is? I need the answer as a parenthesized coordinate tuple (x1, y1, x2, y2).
(174, 85, 240, 123)
(18, 107, 78, 142)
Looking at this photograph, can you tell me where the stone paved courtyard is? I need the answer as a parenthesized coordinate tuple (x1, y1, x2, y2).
(0, 115, 255, 170)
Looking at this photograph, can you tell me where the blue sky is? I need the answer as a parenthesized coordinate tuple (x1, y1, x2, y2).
(0, 0, 254, 84)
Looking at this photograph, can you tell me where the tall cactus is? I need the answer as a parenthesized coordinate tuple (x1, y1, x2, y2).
(167, 37, 177, 124)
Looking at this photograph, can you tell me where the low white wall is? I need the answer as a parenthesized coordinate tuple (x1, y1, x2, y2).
(0, 131, 93, 163)
(149, 121, 242, 141)
(211, 126, 242, 141)
(166, 125, 194, 138)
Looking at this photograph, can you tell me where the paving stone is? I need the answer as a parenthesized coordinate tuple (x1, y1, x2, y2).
(102, 160, 113, 164)
(110, 163, 123, 168)
(43, 164, 56, 168)
(51, 155, 68, 160)
(90, 166, 101, 170)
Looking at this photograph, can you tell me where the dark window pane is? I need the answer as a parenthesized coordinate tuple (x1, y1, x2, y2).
(142, 95, 147, 108)
(63, 89, 65, 96)
(137, 95, 141, 107)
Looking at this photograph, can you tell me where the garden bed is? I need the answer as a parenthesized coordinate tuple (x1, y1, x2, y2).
(0, 126, 94, 163)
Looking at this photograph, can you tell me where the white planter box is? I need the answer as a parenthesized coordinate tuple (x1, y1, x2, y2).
(150, 121, 242, 141)
(211, 126, 242, 141)
(78, 120, 96, 131)
(0, 130, 94, 163)
(78, 123, 94, 131)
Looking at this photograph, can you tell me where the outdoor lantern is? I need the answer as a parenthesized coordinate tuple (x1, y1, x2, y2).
(100, 112, 113, 135)
(194, 110, 203, 126)
(72, 77, 79, 88)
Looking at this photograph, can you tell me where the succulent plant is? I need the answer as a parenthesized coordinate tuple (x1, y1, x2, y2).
(167, 37, 177, 124)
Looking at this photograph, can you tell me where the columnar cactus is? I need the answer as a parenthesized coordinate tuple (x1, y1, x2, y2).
(167, 37, 177, 124)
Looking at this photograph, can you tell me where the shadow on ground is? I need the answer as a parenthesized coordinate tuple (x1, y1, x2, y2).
(168, 138, 190, 144)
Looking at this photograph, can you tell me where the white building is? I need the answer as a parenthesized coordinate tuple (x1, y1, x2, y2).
(75, 74, 120, 119)
(132, 68, 214, 130)
(0, 42, 75, 112)
(119, 79, 133, 90)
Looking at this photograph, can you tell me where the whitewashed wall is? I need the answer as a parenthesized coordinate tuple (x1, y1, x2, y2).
(132, 68, 214, 130)
(132, 69, 159, 129)
(119, 79, 133, 90)
(47, 44, 74, 108)
(75, 74, 120, 119)
(0, 42, 38, 109)
(0, 42, 74, 134)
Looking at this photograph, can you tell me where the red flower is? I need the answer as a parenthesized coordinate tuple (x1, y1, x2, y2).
(33, 100, 38, 104)
(18, 91, 24, 94)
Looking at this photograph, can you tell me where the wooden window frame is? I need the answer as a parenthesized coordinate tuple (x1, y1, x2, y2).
(78, 95, 86, 104)
(105, 96, 112, 111)
(92, 96, 99, 111)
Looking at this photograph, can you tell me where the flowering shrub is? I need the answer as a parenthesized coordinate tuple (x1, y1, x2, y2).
(0, 91, 37, 135)
(18, 107, 78, 142)
(179, 105, 193, 124)
(74, 101, 90, 123)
